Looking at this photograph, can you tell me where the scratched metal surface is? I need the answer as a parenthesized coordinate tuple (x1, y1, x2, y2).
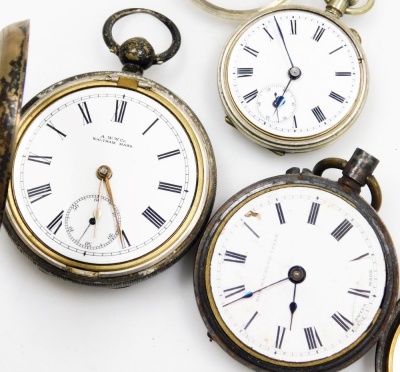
(0, 1, 398, 371)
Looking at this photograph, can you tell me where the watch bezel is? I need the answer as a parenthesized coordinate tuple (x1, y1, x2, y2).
(376, 299, 400, 372)
(194, 172, 398, 371)
(218, 5, 369, 153)
(4, 71, 216, 287)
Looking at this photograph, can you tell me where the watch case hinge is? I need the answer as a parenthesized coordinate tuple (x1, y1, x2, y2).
(117, 76, 153, 91)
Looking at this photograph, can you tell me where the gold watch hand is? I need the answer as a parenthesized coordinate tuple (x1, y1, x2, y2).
(97, 165, 124, 247)
(93, 178, 103, 239)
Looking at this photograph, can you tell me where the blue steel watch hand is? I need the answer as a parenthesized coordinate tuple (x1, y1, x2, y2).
(223, 277, 289, 307)
(274, 16, 294, 68)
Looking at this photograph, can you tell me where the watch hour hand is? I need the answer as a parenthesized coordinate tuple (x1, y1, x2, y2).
(287, 266, 306, 330)
(272, 66, 301, 121)
(93, 179, 103, 238)
(97, 165, 124, 248)
(289, 284, 298, 330)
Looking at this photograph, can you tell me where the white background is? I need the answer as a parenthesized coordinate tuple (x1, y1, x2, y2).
(0, 0, 398, 371)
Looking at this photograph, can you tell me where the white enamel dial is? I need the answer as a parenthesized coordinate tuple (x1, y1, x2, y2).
(207, 185, 386, 365)
(219, 6, 367, 150)
(10, 81, 201, 269)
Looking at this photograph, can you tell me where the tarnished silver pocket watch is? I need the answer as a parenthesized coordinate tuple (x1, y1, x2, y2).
(0, 20, 28, 226)
(194, 148, 398, 371)
(3, 9, 216, 287)
(376, 300, 400, 372)
(194, 0, 374, 154)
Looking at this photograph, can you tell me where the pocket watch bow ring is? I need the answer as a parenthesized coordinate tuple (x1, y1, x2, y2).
(3, 9, 216, 287)
(194, 148, 398, 371)
(195, 0, 375, 154)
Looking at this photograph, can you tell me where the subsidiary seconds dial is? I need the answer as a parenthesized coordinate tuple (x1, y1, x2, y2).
(64, 194, 121, 251)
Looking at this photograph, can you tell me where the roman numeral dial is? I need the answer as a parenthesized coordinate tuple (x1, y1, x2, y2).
(206, 184, 387, 366)
(27, 184, 52, 204)
(11, 82, 204, 271)
(224, 7, 364, 148)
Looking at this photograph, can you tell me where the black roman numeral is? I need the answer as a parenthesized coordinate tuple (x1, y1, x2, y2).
(237, 68, 254, 78)
(332, 219, 353, 241)
(142, 206, 166, 229)
(243, 45, 259, 57)
(27, 153, 52, 165)
(350, 253, 369, 262)
(142, 118, 159, 135)
(243, 89, 258, 103)
(329, 91, 345, 103)
(275, 202, 285, 224)
(113, 100, 127, 123)
(224, 285, 246, 298)
(243, 221, 260, 238)
(224, 250, 247, 264)
(348, 288, 371, 299)
(311, 106, 326, 123)
(244, 312, 258, 330)
(308, 202, 320, 225)
(332, 311, 354, 331)
(158, 181, 182, 194)
(336, 72, 352, 77)
(27, 184, 52, 203)
(263, 27, 274, 40)
(78, 102, 92, 124)
(330, 46, 343, 55)
(46, 121, 67, 139)
(276, 326, 286, 349)
(290, 20, 297, 35)
(47, 210, 63, 234)
(157, 149, 181, 160)
(313, 26, 325, 42)
(122, 230, 131, 247)
(304, 327, 323, 349)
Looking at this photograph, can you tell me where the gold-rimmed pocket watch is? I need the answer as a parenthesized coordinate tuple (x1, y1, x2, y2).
(3, 9, 216, 288)
(194, 148, 398, 371)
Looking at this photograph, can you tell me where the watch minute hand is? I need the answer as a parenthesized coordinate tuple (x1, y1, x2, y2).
(274, 16, 294, 68)
(223, 277, 289, 307)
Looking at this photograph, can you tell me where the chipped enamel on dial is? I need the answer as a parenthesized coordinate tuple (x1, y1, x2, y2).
(207, 185, 386, 365)
(220, 6, 366, 150)
(9, 81, 200, 269)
